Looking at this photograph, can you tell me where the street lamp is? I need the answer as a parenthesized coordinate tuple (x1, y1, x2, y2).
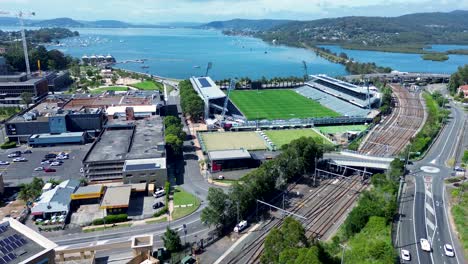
(340, 244, 348, 264)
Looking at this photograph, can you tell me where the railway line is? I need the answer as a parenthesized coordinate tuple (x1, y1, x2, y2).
(359, 84, 424, 156)
(226, 174, 367, 264)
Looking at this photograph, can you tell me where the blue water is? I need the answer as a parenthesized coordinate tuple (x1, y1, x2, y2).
(425, 44, 468, 52)
(320, 45, 468, 74)
(41, 28, 346, 80)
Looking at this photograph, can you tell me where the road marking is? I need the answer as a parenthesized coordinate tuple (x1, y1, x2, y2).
(412, 178, 422, 264)
(425, 202, 435, 215)
(435, 110, 458, 162)
(426, 218, 435, 231)
(425, 190, 433, 199)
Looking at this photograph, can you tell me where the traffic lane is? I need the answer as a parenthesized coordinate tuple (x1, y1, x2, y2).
(432, 175, 461, 264)
(414, 176, 433, 264)
(398, 178, 419, 264)
(51, 204, 207, 245)
(439, 105, 464, 165)
(0, 145, 88, 186)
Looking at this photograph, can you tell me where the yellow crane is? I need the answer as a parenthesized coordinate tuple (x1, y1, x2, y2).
(0, 10, 36, 75)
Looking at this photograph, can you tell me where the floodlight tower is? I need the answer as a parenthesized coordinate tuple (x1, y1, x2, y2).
(0, 10, 36, 75)
(302, 60, 308, 81)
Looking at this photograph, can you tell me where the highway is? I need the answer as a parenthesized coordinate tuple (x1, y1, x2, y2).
(397, 101, 466, 264)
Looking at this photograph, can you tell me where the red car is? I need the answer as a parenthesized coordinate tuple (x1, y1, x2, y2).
(44, 168, 56, 173)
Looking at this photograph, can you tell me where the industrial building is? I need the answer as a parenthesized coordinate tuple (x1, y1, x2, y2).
(28, 132, 87, 147)
(0, 73, 48, 104)
(5, 90, 163, 143)
(70, 184, 104, 206)
(100, 185, 132, 214)
(122, 158, 167, 186)
(31, 179, 80, 220)
(83, 115, 166, 183)
(0, 218, 57, 264)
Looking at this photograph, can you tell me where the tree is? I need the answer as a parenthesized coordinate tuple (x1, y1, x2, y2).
(201, 188, 232, 229)
(165, 134, 183, 155)
(111, 75, 118, 85)
(162, 227, 182, 252)
(20, 92, 33, 105)
(18, 177, 44, 202)
(261, 228, 284, 264)
(86, 69, 93, 77)
(279, 247, 322, 264)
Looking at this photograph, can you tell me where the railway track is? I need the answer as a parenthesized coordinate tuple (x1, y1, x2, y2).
(359, 85, 424, 156)
(227, 175, 367, 264)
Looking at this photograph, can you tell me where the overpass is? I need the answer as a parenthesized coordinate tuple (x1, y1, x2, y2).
(344, 72, 450, 83)
(323, 151, 394, 170)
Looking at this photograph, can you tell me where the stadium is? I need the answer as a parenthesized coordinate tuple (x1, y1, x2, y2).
(190, 74, 380, 129)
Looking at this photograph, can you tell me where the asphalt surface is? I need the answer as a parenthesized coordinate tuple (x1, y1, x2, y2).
(397, 101, 465, 264)
(0, 144, 89, 186)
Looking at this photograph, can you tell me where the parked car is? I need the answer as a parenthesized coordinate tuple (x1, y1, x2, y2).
(454, 166, 465, 172)
(44, 168, 56, 173)
(153, 189, 165, 198)
(234, 220, 248, 233)
(420, 238, 431, 252)
(57, 155, 69, 160)
(22, 150, 32, 154)
(44, 153, 57, 159)
(80, 168, 84, 173)
(217, 175, 225, 180)
(13, 157, 27, 162)
(0, 161, 9, 165)
(41, 160, 52, 165)
(401, 249, 411, 261)
(7, 153, 20, 158)
(153, 201, 164, 209)
(444, 244, 455, 257)
(34, 167, 44, 171)
(50, 162, 61, 166)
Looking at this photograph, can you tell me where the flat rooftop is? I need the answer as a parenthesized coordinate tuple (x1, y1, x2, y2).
(84, 116, 165, 163)
(208, 149, 251, 161)
(101, 186, 131, 209)
(72, 185, 103, 195)
(30, 132, 84, 139)
(310, 74, 370, 94)
(123, 158, 166, 172)
(190, 76, 226, 100)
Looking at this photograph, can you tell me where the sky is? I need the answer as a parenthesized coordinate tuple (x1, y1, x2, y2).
(0, 0, 467, 23)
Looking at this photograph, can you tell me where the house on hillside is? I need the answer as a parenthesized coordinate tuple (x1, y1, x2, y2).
(458, 85, 468, 98)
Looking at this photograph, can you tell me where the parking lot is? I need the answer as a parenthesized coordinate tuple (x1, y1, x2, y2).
(0, 144, 91, 186)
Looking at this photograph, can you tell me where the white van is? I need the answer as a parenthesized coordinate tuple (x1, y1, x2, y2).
(153, 189, 165, 198)
(420, 238, 431, 252)
(234, 220, 248, 233)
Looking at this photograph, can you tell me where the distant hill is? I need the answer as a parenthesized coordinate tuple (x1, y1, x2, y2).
(83, 20, 132, 28)
(200, 19, 293, 31)
(31, 18, 85, 28)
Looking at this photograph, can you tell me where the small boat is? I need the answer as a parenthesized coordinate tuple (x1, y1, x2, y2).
(141, 65, 150, 69)
(193, 65, 201, 69)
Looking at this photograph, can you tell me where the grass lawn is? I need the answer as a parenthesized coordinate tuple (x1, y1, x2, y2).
(317, 125, 368, 134)
(264, 129, 333, 148)
(229, 89, 340, 120)
(83, 223, 131, 233)
(90, 86, 129, 94)
(0, 107, 22, 121)
(131, 80, 163, 91)
(200, 131, 267, 151)
(449, 182, 468, 257)
(172, 187, 200, 220)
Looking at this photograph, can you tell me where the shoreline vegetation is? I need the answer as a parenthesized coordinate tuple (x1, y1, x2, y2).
(421, 53, 449, 61)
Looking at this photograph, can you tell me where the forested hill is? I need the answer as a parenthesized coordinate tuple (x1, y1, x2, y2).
(199, 19, 293, 31)
(205, 10, 468, 46)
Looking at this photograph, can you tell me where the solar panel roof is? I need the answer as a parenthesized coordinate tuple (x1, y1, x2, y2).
(198, 77, 211, 88)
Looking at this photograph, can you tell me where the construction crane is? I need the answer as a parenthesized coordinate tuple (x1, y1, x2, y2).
(205, 62, 212, 77)
(220, 78, 236, 122)
(0, 10, 36, 75)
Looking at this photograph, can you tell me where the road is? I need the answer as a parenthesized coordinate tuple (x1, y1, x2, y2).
(397, 101, 465, 264)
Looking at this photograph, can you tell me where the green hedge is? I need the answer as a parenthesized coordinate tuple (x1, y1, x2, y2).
(92, 214, 128, 225)
(0, 141, 16, 149)
(153, 206, 169, 218)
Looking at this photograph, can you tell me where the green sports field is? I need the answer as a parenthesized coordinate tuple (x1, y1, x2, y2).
(318, 125, 368, 134)
(200, 132, 267, 151)
(264, 129, 333, 148)
(229, 89, 340, 120)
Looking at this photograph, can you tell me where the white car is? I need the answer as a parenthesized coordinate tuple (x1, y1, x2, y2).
(218, 175, 225, 180)
(444, 244, 455, 257)
(401, 249, 411, 261)
(0, 161, 9, 165)
(234, 220, 248, 233)
(420, 238, 431, 252)
(41, 160, 51, 165)
(34, 167, 44, 171)
(13, 157, 26, 162)
(57, 155, 69, 160)
(7, 153, 20, 158)
(153, 189, 165, 198)
(50, 162, 61, 166)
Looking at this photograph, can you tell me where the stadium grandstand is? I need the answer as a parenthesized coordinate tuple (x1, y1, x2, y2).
(190, 76, 226, 119)
(304, 74, 380, 109)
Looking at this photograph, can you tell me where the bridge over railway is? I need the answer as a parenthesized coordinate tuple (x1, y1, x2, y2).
(344, 72, 450, 83)
(324, 151, 394, 170)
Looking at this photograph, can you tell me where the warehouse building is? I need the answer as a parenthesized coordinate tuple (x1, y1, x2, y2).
(28, 132, 87, 147)
(0, 218, 57, 264)
(0, 73, 48, 104)
(83, 116, 166, 182)
(100, 185, 132, 214)
(70, 184, 104, 206)
(31, 179, 80, 220)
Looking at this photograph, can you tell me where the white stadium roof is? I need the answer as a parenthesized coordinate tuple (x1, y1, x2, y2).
(190, 76, 226, 100)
